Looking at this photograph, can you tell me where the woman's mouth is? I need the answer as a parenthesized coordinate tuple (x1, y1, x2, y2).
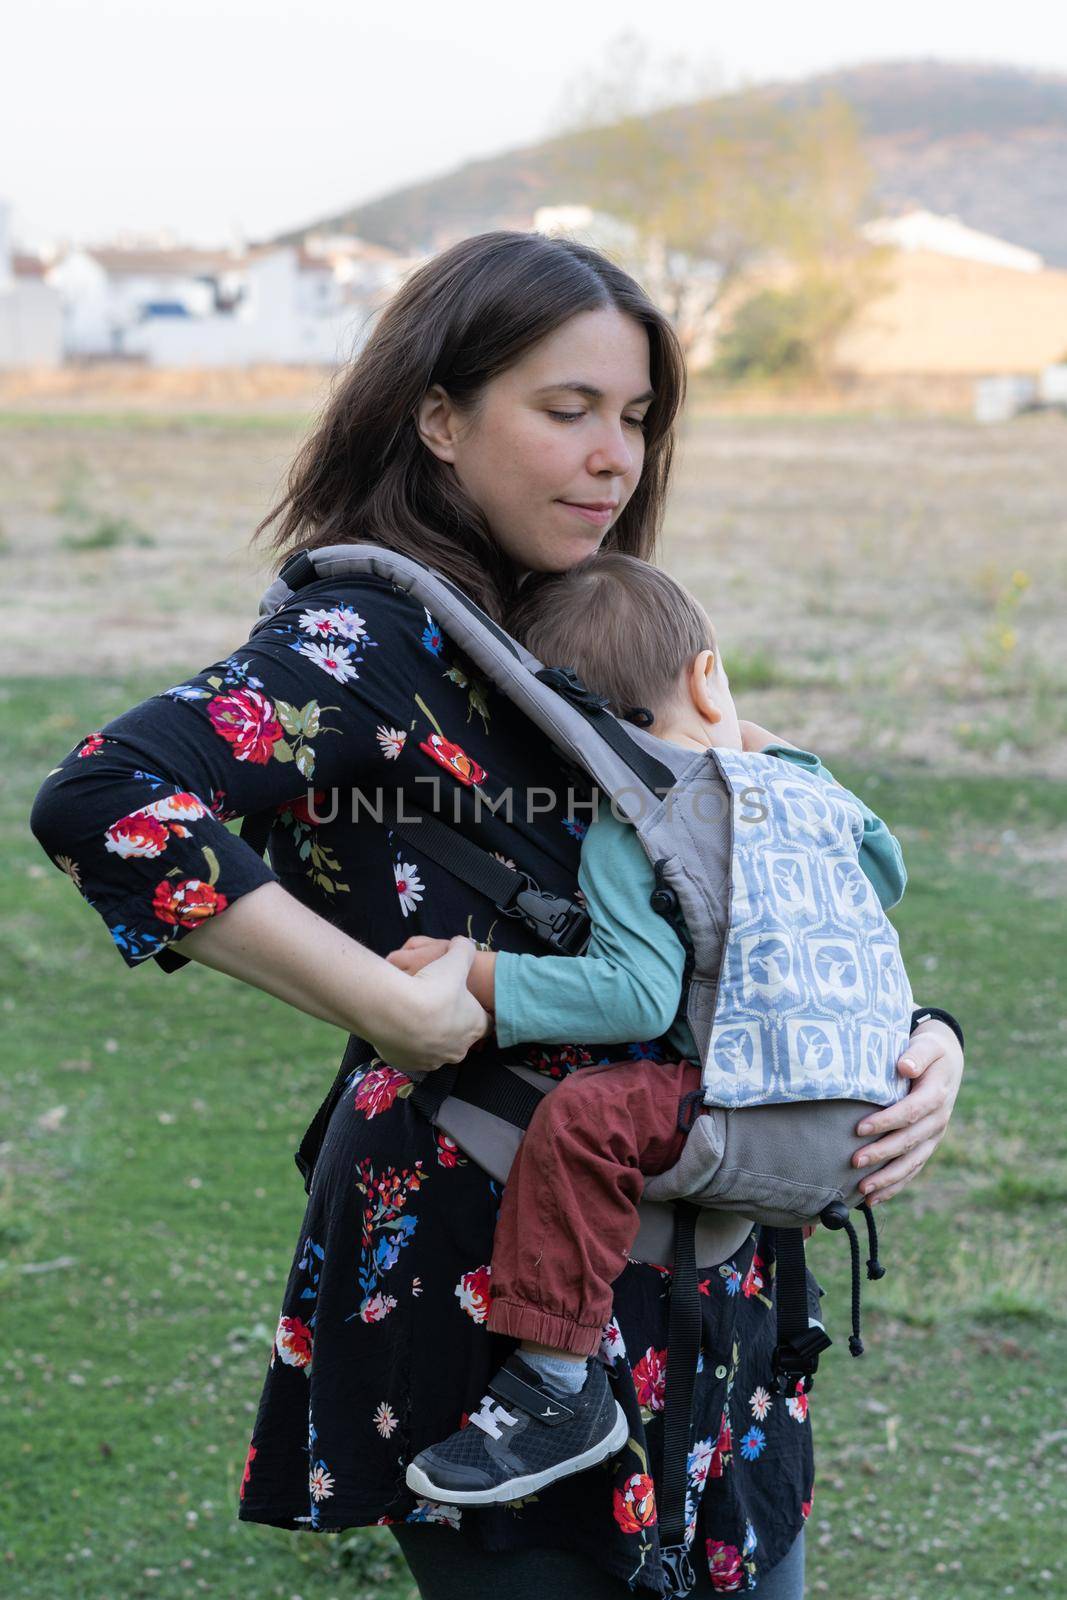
(557, 501, 616, 526)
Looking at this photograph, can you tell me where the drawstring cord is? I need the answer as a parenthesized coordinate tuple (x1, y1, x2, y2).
(821, 1200, 887, 1359)
(841, 1215, 865, 1357)
(859, 1200, 886, 1280)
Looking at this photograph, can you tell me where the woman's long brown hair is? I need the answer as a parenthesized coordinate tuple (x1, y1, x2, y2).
(251, 230, 687, 623)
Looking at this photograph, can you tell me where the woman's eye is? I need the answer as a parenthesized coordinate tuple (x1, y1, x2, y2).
(547, 410, 584, 423)
(624, 415, 648, 430)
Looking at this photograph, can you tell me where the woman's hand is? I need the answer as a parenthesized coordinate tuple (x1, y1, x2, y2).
(370, 936, 490, 1074)
(851, 1019, 964, 1203)
(389, 934, 497, 1015)
(386, 934, 452, 975)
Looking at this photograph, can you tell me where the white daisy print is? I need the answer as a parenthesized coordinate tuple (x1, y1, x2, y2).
(749, 1385, 772, 1421)
(299, 604, 369, 643)
(376, 725, 407, 760)
(296, 638, 360, 683)
(308, 1464, 335, 1501)
(374, 1401, 398, 1439)
(394, 862, 425, 916)
(298, 607, 340, 639)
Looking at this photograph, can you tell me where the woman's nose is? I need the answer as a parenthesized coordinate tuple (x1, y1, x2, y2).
(586, 423, 635, 478)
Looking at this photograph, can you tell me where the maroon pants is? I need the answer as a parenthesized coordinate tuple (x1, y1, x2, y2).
(486, 1058, 704, 1356)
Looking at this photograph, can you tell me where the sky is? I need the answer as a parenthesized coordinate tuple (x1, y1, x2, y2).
(6, 0, 1067, 249)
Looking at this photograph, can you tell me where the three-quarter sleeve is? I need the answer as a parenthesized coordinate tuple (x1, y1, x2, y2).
(29, 577, 422, 970)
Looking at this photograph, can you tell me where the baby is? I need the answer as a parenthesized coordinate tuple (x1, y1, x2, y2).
(392, 551, 908, 1508)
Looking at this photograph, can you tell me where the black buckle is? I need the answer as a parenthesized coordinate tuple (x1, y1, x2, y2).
(506, 878, 590, 955)
(534, 666, 612, 713)
(660, 1541, 696, 1596)
(770, 1326, 833, 1396)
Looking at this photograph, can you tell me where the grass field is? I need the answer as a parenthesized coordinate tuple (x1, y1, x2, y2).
(2, 409, 1065, 1599)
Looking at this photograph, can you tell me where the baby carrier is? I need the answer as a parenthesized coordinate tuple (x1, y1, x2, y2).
(239, 541, 916, 1589)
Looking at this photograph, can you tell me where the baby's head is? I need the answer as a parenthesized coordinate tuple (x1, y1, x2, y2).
(504, 551, 741, 750)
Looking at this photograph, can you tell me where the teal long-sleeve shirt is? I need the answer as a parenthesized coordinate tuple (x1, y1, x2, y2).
(492, 744, 907, 1061)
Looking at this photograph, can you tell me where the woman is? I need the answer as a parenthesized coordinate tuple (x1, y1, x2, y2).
(29, 231, 964, 1599)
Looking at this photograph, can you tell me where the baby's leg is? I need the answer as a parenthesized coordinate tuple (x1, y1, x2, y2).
(484, 1058, 703, 1359)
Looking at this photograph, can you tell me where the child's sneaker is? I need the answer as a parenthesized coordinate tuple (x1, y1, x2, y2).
(404, 1351, 628, 1506)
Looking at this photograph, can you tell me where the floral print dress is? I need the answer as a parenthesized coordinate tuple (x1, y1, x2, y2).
(30, 572, 821, 1596)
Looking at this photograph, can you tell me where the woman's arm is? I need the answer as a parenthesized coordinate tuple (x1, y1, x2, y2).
(28, 579, 489, 1070)
(177, 882, 488, 1073)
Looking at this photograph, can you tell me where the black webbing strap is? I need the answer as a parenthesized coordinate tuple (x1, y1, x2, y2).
(382, 794, 591, 956)
(533, 666, 677, 795)
(657, 1200, 701, 1595)
(407, 1063, 459, 1123)
(457, 1064, 548, 1125)
(769, 1227, 831, 1397)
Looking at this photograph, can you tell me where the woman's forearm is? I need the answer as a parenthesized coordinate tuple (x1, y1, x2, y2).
(174, 880, 418, 1039)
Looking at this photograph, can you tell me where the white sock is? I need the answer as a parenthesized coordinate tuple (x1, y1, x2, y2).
(520, 1349, 588, 1393)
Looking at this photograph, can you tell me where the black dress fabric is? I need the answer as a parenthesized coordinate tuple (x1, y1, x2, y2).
(30, 572, 832, 1595)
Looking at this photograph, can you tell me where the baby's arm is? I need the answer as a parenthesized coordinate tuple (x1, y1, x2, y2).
(389, 812, 686, 1049)
(491, 811, 686, 1047)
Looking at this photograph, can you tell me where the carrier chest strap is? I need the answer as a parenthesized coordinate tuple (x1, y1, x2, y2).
(239, 797, 591, 959)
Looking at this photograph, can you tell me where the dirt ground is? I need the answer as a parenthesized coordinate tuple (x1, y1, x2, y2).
(2, 395, 1064, 777)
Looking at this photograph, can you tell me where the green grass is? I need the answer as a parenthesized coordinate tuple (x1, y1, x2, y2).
(3, 681, 1065, 1599)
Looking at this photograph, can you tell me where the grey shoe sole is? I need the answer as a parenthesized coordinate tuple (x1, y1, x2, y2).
(404, 1400, 630, 1506)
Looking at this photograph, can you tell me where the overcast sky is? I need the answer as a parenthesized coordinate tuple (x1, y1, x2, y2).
(7, 0, 1067, 248)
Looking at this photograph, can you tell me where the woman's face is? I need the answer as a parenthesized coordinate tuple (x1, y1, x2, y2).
(416, 306, 654, 574)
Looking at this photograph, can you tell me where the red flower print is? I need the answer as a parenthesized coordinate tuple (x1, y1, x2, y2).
(352, 1066, 408, 1119)
(359, 1291, 398, 1323)
(274, 1315, 314, 1369)
(240, 1441, 257, 1501)
(77, 732, 106, 758)
(631, 1346, 667, 1413)
(454, 1264, 492, 1324)
(742, 1250, 766, 1298)
(705, 1539, 744, 1591)
(708, 1410, 733, 1479)
(435, 1131, 466, 1168)
(152, 877, 229, 928)
(284, 788, 330, 826)
(613, 1472, 656, 1534)
(786, 1381, 809, 1423)
(208, 688, 284, 764)
(105, 811, 170, 859)
(418, 732, 486, 788)
(520, 1043, 597, 1079)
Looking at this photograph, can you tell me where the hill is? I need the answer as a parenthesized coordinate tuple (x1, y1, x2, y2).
(281, 60, 1067, 266)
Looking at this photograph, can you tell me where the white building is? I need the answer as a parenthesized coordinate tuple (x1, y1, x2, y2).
(0, 199, 63, 367)
(861, 209, 1044, 274)
(44, 233, 416, 366)
(46, 245, 246, 358)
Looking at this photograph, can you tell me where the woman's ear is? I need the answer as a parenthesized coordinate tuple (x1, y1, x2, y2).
(415, 385, 460, 463)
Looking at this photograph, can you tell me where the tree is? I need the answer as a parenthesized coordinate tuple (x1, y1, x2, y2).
(542, 35, 888, 366)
